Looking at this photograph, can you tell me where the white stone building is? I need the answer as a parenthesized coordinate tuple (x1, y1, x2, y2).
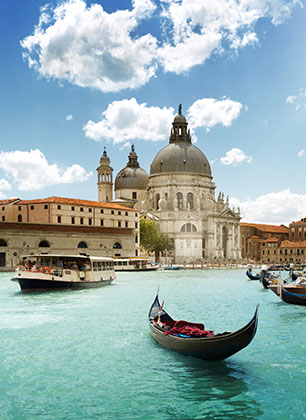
(99, 109, 241, 263)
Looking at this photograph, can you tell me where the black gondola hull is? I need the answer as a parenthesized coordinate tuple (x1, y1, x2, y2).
(148, 295, 258, 361)
(281, 288, 306, 306)
(246, 271, 261, 281)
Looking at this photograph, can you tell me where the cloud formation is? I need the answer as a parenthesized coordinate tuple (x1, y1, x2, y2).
(21, 0, 301, 92)
(220, 148, 252, 165)
(298, 149, 306, 157)
(0, 149, 92, 191)
(230, 189, 306, 224)
(188, 98, 242, 131)
(83, 98, 175, 143)
(84, 97, 243, 143)
(286, 87, 306, 110)
(0, 179, 11, 191)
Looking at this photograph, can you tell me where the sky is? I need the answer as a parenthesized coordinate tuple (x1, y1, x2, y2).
(1, 0, 306, 225)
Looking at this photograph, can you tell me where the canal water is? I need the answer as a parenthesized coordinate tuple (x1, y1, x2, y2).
(0, 269, 305, 419)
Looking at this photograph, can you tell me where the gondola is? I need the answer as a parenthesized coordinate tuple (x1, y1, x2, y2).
(246, 270, 261, 281)
(148, 294, 259, 361)
(280, 286, 306, 306)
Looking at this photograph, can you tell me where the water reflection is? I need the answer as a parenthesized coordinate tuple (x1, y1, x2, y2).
(162, 354, 262, 420)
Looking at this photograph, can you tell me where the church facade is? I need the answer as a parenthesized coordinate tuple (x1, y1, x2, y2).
(98, 109, 241, 264)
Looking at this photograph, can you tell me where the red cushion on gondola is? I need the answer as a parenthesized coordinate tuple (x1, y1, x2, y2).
(173, 320, 205, 330)
(164, 324, 214, 337)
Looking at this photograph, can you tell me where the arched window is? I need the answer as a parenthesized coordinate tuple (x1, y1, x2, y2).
(177, 192, 183, 210)
(156, 194, 160, 210)
(180, 223, 197, 232)
(113, 242, 122, 249)
(39, 240, 50, 248)
(0, 239, 7, 246)
(18, 214, 22, 222)
(187, 192, 194, 209)
(78, 241, 88, 249)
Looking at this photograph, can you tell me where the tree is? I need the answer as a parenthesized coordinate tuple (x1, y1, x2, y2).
(140, 219, 174, 261)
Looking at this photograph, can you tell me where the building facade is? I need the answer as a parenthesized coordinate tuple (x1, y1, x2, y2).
(0, 197, 139, 270)
(104, 108, 241, 264)
(240, 223, 289, 261)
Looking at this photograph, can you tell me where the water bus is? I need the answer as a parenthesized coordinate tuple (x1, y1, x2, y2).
(11, 254, 115, 293)
(113, 256, 159, 272)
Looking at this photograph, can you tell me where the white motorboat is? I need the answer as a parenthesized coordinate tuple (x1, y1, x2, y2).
(113, 256, 159, 272)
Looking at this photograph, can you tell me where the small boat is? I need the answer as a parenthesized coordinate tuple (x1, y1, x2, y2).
(163, 265, 181, 271)
(279, 286, 306, 306)
(246, 270, 261, 281)
(113, 256, 159, 272)
(11, 254, 115, 293)
(148, 294, 259, 361)
(269, 283, 306, 296)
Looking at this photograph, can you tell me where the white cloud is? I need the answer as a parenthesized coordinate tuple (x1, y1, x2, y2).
(187, 97, 243, 131)
(0, 149, 92, 191)
(220, 148, 252, 165)
(84, 97, 244, 144)
(298, 149, 306, 157)
(66, 114, 73, 121)
(230, 189, 306, 225)
(83, 98, 175, 143)
(0, 179, 11, 191)
(21, 0, 158, 93)
(286, 87, 306, 110)
(20, 0, 301, 92)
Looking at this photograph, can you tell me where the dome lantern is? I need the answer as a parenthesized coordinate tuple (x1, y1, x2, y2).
(169, 104, 191, 144)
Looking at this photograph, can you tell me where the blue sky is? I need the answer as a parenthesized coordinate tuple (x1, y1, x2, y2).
(1, 0, 306, 224)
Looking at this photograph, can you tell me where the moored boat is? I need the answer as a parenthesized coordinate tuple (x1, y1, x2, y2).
(113, 256, 159, 271)
(163, 265, 181, 270)
(148, 294, 259, 361)
(11, 254, 115, 293)
(279, 286, 306, 306)
(269, 283, 306, 296)
(246, 270, 261, 281)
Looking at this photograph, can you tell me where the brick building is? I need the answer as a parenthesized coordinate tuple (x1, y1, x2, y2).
(240, 223, 289, 261)
(0, 196, 139, 270)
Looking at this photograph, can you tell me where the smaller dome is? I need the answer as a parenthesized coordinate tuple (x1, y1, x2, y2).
(115, 144, 149, 191)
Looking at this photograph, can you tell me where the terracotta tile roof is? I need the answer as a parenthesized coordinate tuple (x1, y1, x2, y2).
(249, 235, 260, 239)
(261, 237, 279, 243)
(240, 222, 289, 233)
(0, 198, 20, 205)
(16, 196, 135, 212)
(279, 240, 306, 248)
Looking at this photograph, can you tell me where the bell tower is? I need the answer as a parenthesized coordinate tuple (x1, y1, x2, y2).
(97, 148, 113, 202)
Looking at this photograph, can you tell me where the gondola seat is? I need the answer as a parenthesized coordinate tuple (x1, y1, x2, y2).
(164, 320, 214, 338)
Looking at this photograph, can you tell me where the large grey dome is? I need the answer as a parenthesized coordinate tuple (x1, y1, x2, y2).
(150, 142, 211, 176)
(150, 108, 212, 177)
(115, 144, 149, 190)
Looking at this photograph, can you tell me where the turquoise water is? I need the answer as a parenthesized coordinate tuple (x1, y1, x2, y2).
(0, 269, 305, 420)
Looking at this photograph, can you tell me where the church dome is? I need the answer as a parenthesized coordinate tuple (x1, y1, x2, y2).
(150, 106, 212, 177)
(150, 143, 211, 176)
(115, 145, 149, 190)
